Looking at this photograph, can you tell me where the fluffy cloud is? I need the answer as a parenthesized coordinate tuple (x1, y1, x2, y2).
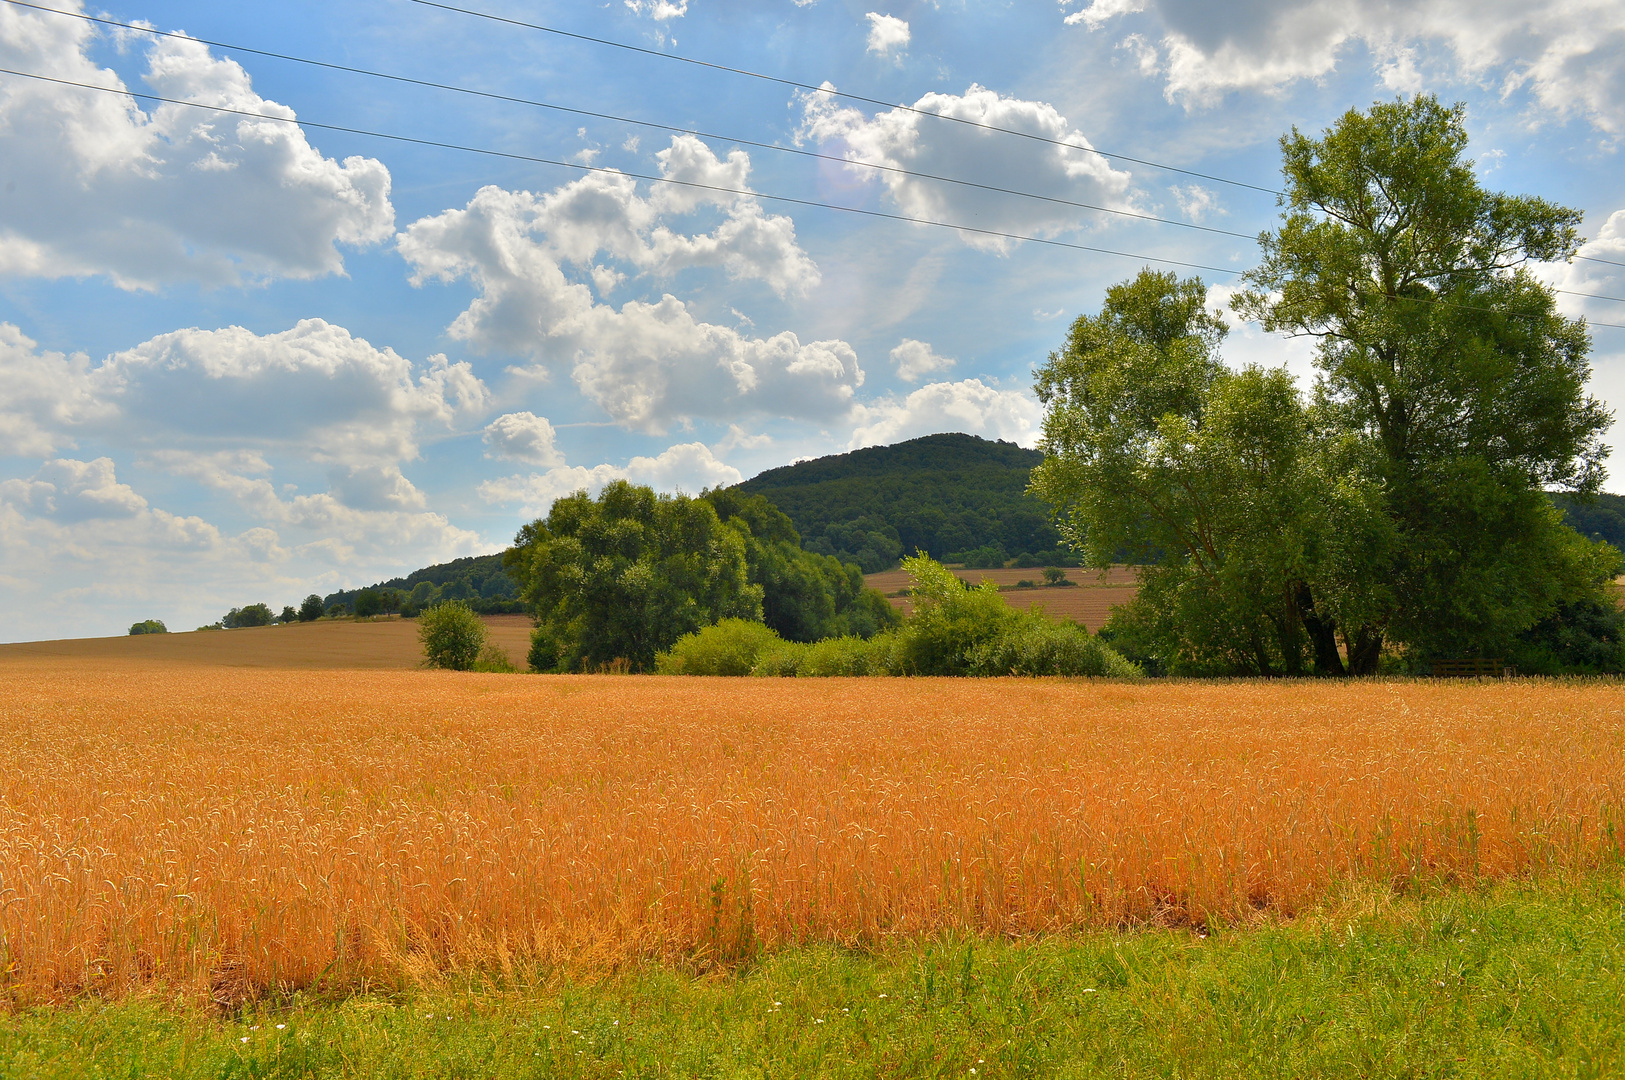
(847, 379, 1044, 448)
(0, 323, 110, 457)
(400, 139, 865, 433)
(483, 412, 566, 467)
(0, 318, 489, 599)
(890, 339, 956, 382)
(97, 320, 487, 467)
(866, 13, 911, 56)
(625, 0, 688, 18)
(0, 457, 147, 523)
(798, 85, 1135, 249)
(479, 441, 743, 518)
(1066, 0, 1625, 132)
(0, 2, 394, 288)
(0, 456, 484, 642)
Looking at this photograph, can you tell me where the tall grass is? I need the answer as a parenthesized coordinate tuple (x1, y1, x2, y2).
(2, 661, 1622, 1005)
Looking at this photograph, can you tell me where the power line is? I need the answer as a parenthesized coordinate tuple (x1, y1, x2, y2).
(403, 0, 1286, 197)
(0, 66, 1245, 277)
(1, 0, 1256, 242)
(399, 0, 1625, 280)
(4, 65, 1622, 327)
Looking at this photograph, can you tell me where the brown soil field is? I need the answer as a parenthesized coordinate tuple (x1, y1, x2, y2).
(0, 615, 535, 670)
(865, 566, 1140, 630)
(2, 660, 1621, 1005)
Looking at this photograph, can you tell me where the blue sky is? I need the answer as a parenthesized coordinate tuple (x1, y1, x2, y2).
(2, 0, 1623, 641)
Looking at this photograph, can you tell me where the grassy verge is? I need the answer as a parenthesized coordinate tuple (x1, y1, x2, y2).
(5, 874, 1623, 1079)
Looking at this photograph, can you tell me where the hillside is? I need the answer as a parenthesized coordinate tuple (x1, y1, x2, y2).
(1551, 492, 1625, 552)
(734, 433, 1068, 572)
(322, 552, 523, 615)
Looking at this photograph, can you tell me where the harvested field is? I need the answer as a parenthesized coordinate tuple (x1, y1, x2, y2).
(0, 615, 535, 670)
(865, 566, 1139, 631)
(2, 661, 1622, 1005)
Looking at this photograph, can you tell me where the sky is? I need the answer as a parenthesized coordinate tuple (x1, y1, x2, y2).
(2, 0, 1624, 641)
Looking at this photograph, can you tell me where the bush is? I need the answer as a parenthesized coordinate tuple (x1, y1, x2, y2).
(750, 641, 810, 676)
(656, 619, 785, 675)
(965, 616, 1140, 677)
(472, 642, 518, 673)
(796, 635, 890, 676)
(889, 553, 1016, 675)
(128, 619, 167, 635)
(418, 601, 488, 671)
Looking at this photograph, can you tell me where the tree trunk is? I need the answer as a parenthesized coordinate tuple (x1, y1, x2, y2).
(1345, 625, 1383, 675)
(1295, 584, 1346, 676)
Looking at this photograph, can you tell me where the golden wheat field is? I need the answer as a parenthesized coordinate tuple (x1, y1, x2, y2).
(2, 658, 1623, 1007)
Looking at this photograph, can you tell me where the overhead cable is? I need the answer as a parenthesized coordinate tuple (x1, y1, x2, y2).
(402, 0, 1286, 196)
(0, 0, 1256, 242)
(0, 66, 1244, 277)
(4, 66, 1621, 328)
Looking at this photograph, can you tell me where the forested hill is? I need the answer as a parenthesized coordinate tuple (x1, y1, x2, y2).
(322, 553, 522, 615)
(733, 433, 1069, 573)
(1552, 492, 1625, 552)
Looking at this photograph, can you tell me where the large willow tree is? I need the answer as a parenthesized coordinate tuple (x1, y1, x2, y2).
(1033, 97, 1619, 675)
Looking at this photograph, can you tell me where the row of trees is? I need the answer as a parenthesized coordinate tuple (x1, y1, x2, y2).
(503, 482, 901, 672)
(1031, 97, 1621, 676)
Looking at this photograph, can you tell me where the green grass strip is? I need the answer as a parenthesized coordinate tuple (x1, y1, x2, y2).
(4, 874, 1623, 1078)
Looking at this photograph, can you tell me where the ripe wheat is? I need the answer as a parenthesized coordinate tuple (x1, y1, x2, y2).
(2, 660, 1621, 1004)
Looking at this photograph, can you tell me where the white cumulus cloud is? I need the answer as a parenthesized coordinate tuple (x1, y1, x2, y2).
(479, 441, 743, 518)
(483, 412, 566, 467)
(866, 13, 911, 56)
(890, 339, 956, 382)
(0, 323, 111, 457)
(798, 84, 1135, 250)
(847, 379, 1043, 449)
(0, 1, 394, 288)
(399, 139, 865, 433)
(1067, 0, 1625, 133)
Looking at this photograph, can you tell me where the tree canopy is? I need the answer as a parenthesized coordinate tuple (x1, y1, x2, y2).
(1033, 97, 1620, 676)
(505, 481, 763, 673)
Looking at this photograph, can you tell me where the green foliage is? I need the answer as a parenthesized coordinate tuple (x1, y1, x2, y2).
(703, 488, 901, 642)
(325, 553, 523, 617)
(1041, 566, 1067, 586)
(221, 603, 273, 629)
(471, 642, 518, 674)
(657, 619, 785, 676)
(751, 634, 895, 676)
(506, 481, 762, 673)
(14, 875, 1625, 1078)
(736, 433, 1064, 572)
(126, 619, 167, 635)
(297, 594, 323, 622)
(964, 617, 1140, 677)
(1038, 99, 1616, 676)
(1232, 95, 1609, 671)
(277, 606, 297, 624)
(417, 600, 488, 671)
(1553, 491, 1625, 551)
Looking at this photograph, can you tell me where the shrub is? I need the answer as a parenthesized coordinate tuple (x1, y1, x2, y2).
(965, 616, 1140, 677)
(472, 642, 518, 674)
(750, 641, 811, 677)
(796, 635, 888, 676)
(1042, 567, 1070, 586)
(128, 619, 167, 635)
(889, 553, 1017, 675)
(418, 601, 488, 671)
(656, 619, 784, 676)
